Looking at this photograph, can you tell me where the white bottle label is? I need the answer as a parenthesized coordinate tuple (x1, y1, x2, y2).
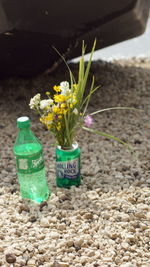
(56, 158, 79, 179)
(16, 151, 44, 174)
(18, 159, 28, 170)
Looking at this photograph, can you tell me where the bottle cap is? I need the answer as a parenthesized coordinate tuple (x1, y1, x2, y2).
(17, 116, 30, 128)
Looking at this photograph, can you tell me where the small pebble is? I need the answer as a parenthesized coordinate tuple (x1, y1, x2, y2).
(5, 253, 16, 264)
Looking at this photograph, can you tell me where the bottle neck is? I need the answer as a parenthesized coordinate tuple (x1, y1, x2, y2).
(15, 126, 39, 146)
(19, 126, 30, 133)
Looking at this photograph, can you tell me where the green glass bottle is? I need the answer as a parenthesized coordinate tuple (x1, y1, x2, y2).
(13, 116, 49, 203)
(56, 142, 81, 188)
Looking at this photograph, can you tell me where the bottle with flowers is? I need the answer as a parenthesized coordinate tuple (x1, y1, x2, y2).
(29, 40, 135, 188)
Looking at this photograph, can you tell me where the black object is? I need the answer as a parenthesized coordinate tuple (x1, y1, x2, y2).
(0, 0, 149, 77)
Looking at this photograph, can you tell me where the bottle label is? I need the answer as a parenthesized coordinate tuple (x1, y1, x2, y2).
(16, 150, 44, 174)
(56, 158, 80, 179)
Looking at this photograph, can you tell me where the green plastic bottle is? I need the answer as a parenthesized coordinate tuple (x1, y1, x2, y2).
(13, 116, 49, 203)
(56, 142, 81, 188)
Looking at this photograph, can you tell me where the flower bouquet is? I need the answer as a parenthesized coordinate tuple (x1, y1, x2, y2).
(29, 40, 135, 188)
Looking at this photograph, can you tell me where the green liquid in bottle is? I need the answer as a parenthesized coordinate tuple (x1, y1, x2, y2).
(14, 143, 49, 203)
(13, 117, 49, 203)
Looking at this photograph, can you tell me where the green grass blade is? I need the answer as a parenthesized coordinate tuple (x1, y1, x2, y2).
(78, 42, 85, 82)
(80, 40, 96, 94)
(64, 113, 71, 147)
(90, 107, 143, 116)
(82, 76, 95, 116)
(77, 40, 96, 107)
(81, 85, 101, 110)
(53, 46, 76, 84)
(82, 126, 133, 152)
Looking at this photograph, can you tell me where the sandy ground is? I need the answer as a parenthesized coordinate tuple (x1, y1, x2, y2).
(0, 58, 150, 267)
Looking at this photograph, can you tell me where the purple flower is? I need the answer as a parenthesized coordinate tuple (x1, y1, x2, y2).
(55, 115, 58, 120)
(84, 115, 93, 127)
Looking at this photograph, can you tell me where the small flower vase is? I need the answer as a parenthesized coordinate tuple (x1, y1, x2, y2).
(55, 142, 81, 188)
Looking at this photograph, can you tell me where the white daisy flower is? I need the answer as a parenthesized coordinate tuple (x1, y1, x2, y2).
(29, 93, 41, 109)
(73, 108, 78, 115)
(60, 81, 71, 96)
(40, 99, 53, 109)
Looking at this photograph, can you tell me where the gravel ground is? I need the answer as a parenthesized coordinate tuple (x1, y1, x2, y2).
(0, 58, 150, 267)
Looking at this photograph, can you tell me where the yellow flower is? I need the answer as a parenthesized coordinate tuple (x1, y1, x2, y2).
(54, 94, 66, 103)
(46, 91, 50, 96)
(47, 124, 52, 130)
(60, 103, 66, 109)
(47, 113, 53, 121)
(68, 93, 77, 109)
(40, 113, 53, 125)
(53, 85, 61, 93)
(73, 94, 77, 102)
(73, 83, 78, 90)
(53, 105, 61, 114)
(40, 113, 54, 130)
(62, 109, 68, 114)
(56, 122, 61, 131)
